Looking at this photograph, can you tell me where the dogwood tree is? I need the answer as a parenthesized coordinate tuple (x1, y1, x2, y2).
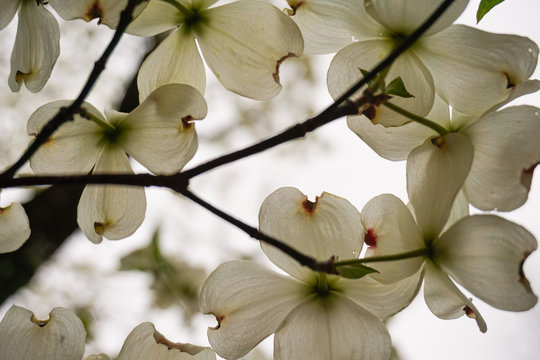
(0, 0, 538, 359)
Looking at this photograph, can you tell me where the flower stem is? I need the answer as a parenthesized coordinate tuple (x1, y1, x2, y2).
(383, 102, 449, 136)
(335, 248, 429, 267)
(317, 272, 329, 293)
(159, 0, 192, 16)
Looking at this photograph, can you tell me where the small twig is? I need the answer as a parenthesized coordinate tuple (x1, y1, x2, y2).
(0, 0, 143, 180)
(179, 187, 338, 274)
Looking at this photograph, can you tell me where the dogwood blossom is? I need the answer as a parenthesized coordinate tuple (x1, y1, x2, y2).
(117, 322, 216, 359)
(0, 0, 60, 92)
(348, 89, 540, 211)
(0, 191, 31, 253)
(127, 0, 304, 101)
(27, 84, 206, 242)
(360, 137, 538, 332)
(0, 305, 86, 360)
(287, 0, 538, 126)
(200, 187, 422, 360)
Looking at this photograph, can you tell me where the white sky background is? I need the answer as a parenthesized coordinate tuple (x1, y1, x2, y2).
(0, 0, 539, 359)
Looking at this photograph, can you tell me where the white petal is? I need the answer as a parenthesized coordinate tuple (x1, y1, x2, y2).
(360, 194, 425, 283)
(199, 261, 306, 360)
(483, 79, 540, 114)
(417, 25, 539, 116)
(137, 30, 205, 102)
(86, 354, 111, 360)
(423, 260, 487, 332)
(341, 267, 423, 318)
(364, 0, 468, 36)
(77, 148, 146, 243)
(434, 215, 538, 311)
(126, 0, 180, 36)
(120, 84, 207, 174)
(0, 201, 30, 253)
(440, 190, 469, 234)
(259, 187, 363, 282)
(28, 100, 105, 175)
(9, 0, 60, 92)
(287, 0, 381, 54)
(0, 305, 86, 360)
(50, 0, 147, 28)
(274, 294, 391, 360)
(462, 106, 540, 211)
(0, 0, 19, 30)
(328, 40, 434, 127)
(118, 322, 215, 360)
(407, 133, 473, 238)
(198, 0, 303, 100)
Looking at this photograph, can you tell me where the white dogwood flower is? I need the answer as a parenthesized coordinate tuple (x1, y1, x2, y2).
(0, 305, 86, 360)
(117, 322, 216, 359)
(200, 187, 422, 360)
(27, 84, 206, 243)
(287, 0, 538, 126)
(127, 0, 304, 101)
(0, 191, 31, 253)
(360, 138, 538, 332)
(348, 88, 540, 211)
(0, 0, 60, 92)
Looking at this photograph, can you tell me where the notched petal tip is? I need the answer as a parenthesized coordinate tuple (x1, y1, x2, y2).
(94, 222, 105, 236)
(286, 1, 305, 16)
(209, 313, 224, 330)
(85, 1, 104, 24)
(520, 163, 537, 191)
(273, 52, 297, 84)
(364, 228, 377, 248)
(153, 329, 187, 351)
(30, 314, 50, 327)
(519, 251, 535, 293)
(301, 196, 319, 214)
(181, 115, 194, 130)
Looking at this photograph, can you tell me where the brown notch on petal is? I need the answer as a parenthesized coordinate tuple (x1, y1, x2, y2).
(85, 1, 104, 23)
(181, 115, 194, 130)
(519, 251, 534, 292)
(31, 314, 50, 327)
(153, 329, 187, 351)
(301, 196, 319, 214)
(463, 305, 476, 319)
(430, 136, 445, 148)
(520, 163, 538, 191)
(364, 228, 377, 248)
(210, 314, 225, 330)
(504, 72, 516, 89)
(273, 52, 296, 84)
(15, 70, 32, 84)
(287, 1, 305, 15)
(362, 106, 377, 121)
(94, 222, 106, 235)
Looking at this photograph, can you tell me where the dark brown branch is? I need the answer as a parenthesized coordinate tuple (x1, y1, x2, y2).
(0, 0, 143, 180)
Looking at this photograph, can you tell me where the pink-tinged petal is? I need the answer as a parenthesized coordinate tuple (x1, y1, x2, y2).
(9, 0, 60, 92)
(0, 305, 86, 360)
(0, 0, 19, 30)
(286, 0, 382, 54)
(121, 84, 207, 174)
(341, 267, 423, 318)
(364, 0, 468, 37)
(27, 100, 105, 175)
(49, 0, 148, 29)
(274, 294, 391, 360)
(199, 261, 306, 360)
(424, 260, 487, 332)
(77, 148, 146, 243)
(0, 201, 30, 253)
(328, 40, 434, 127)
(198, 0, 303, 100)
(360, 194, 425, 283)
(417, 25, 539, 116)
(434, 215, 538, 311)
(117, 322, 215, 360)
(407, 133, 473, 238)
(137, 31, 205, 102)
(462, 106, 540, 211)
(259, 187, 363, 282)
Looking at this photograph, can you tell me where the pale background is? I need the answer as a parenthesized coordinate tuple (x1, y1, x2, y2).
(0, 1, 539, 359)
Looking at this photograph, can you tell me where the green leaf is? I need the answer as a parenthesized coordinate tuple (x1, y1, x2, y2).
(337, 263, 379, 279)
(477, 0, 505, 23)
(359, 68, 382, 89)
(385, 76, 415, 98)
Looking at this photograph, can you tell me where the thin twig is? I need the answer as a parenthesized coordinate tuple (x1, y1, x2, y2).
(0, 0, 143, 180)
